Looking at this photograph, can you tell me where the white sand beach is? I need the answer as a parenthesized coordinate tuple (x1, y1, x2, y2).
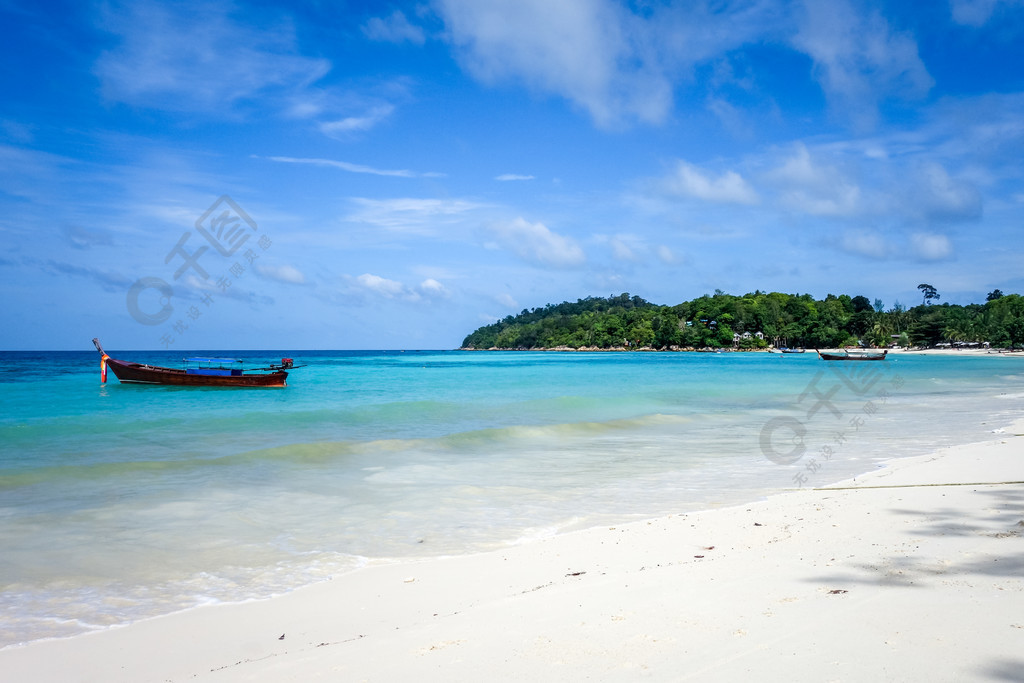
(3, 421, 1023, 682)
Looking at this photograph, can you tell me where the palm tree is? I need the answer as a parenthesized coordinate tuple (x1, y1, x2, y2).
(869, 317, 893, 347)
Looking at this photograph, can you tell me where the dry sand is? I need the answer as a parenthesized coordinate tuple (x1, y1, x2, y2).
(3, 422, 1023, 682)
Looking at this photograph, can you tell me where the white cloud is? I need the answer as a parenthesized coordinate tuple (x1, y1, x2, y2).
(495, 174, 535, 181)
(349, 273, 448, 302)
(488, 217, 585, 268)
(319, 105, 395, 137)
(94, 1, 330, 112)
(265, 156, 441, 178)
(346, 197, 487, 236)
(179, 273, 272, 305)
(64, 225, 113, 250)
(419, 278, 448, 297)
(356, 273, 407, 298)
(1, 119, 34, 144)
(437, 0, 932, 130)
(791, 0, 932, 128)
(436, 0, 672, 127)
(666, 160, 759, 205)
(596, 233, 647, 263)
(437, 0, 809, 129)
(911, 163, 982, 223)
(93, 1, 408, 141)
(840, 232, 889, 260)
(496, 292, 518, 309)
(910, 233, 953, 261)
(256, 264, 306, 285)
(609, 237, 638, 262)
(768, 144, 861, 216)
(656, 245, 677, 264)
(362, 10, 426, 44)
(949, 0, 1023, 26)
(837, 231, 953, 262)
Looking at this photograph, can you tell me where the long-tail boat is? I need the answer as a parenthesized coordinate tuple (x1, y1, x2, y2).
(92, 339, 295, 387)
(816, 349, 888, 361)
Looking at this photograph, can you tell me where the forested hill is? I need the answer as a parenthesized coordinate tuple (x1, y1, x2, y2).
(461, 290, 1024, 350)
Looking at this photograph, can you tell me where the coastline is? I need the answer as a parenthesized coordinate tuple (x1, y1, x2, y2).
(2, 417, 1022, 681)
(461, 345, 1024, 357)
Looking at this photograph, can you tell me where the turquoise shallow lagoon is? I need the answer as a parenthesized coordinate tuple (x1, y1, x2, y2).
(2, 349, 1023, 646)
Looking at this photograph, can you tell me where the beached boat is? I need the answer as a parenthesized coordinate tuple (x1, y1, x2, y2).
(816, 349, 887, 361)
(780, 347, 806, 353)
(92, 339, 295, 387)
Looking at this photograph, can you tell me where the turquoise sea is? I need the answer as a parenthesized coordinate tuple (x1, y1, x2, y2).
(2, 349, 1023, 647)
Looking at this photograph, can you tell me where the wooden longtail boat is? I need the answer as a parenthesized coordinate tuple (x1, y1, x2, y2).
(816, 349, 888, 361)
(92, 339, 295, 387)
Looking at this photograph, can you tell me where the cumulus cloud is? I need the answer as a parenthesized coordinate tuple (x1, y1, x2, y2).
(768, 144, 861, 216)
(418, 278, 449, 297)
(665, 160, 759, 205)
(608, 237, 639, 262)
(840, 232, 889, 260)
(349, 273, 449, 302)
(362, 10, 426, 44)
(656, 245, 678, 264)
(837, 231, 953, 262)
(488, 217, 585, 268)
(496, 292, 518, 309)
(356, 273, 406, 298)
(910, 233, 953, 261)
(595, 233, 647, 263)
(910, 163, 982, 223)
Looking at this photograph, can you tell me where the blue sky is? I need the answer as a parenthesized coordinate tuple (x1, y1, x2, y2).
(2, 0, 1023, 350)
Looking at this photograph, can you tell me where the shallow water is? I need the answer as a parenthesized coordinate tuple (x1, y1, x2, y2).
(1, 349, 1021, 645)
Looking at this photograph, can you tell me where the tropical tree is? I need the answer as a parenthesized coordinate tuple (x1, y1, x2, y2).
(460, 290, 1024, 350)
(918, 283, 940, 305)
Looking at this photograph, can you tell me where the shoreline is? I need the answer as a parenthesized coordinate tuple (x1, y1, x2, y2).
(460, 345, 1023, 356)
(2, 417, 1022, 680)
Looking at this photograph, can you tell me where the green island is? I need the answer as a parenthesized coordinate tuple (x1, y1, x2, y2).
(461, 288, 1024, 351)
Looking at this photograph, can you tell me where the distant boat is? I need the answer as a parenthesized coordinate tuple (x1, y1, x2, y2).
(780, 347, 806, 354)
(817, 349, 887, 361)
(92, 339, 296, 387)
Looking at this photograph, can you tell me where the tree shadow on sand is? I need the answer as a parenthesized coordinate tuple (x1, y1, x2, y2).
(979, 658, 1024, 682)
(805, 485, 1024, 679)
(821, 486, 1024, 585)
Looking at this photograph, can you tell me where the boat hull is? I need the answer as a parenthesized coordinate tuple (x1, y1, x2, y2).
(105, 357, 288, 387)
(817, 351, 887, 361)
